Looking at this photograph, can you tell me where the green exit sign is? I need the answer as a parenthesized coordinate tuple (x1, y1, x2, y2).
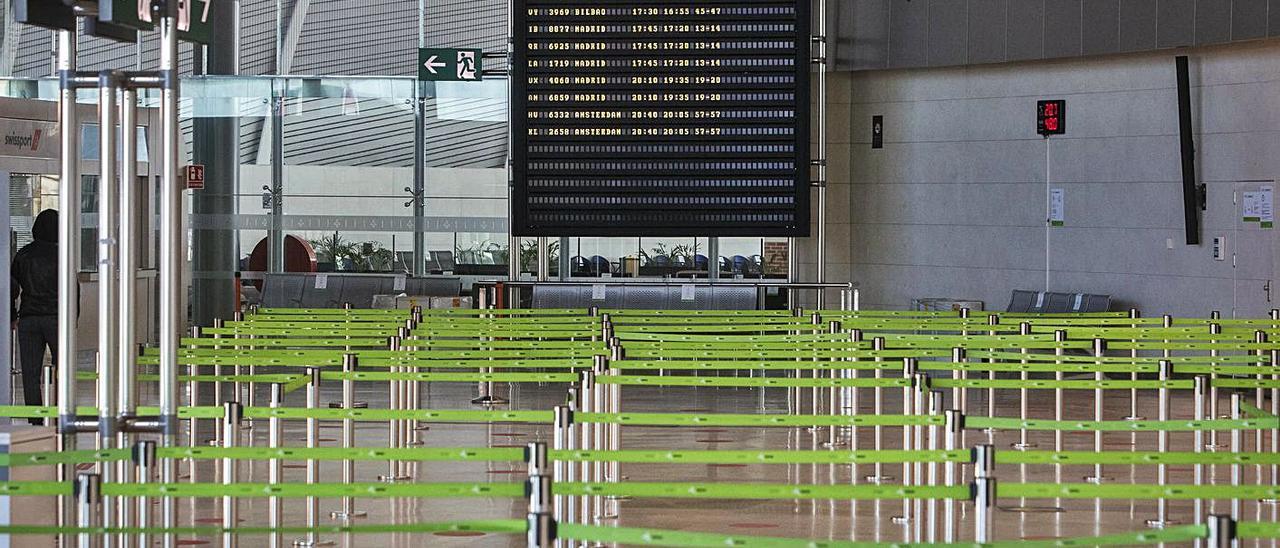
(418, 48, 483, 82)
(98, 0, 214, 44)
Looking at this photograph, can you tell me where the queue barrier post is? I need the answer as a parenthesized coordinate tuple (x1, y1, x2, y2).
(268, 384, 284, 548)
(296, 367, 333, 547)
(1205, 515, 1235, 548)
(75, 472, 101, 548)
(972, 444, 996, 544)
(222, 401, 243, 548)
(132, 441, 156, 548)
(943, 410, 963, 543)
(525, 440, 554, 547)
(1148, 360, 1176, 528)
(332, 353, 366, 520)
(1194, 375, 1207, 532)
(1230, 393, 1242, 521)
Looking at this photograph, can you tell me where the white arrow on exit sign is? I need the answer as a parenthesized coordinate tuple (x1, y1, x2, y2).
(423, 55, 446, 74)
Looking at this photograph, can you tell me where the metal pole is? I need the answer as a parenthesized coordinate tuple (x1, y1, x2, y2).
(269, 95, 284, 273)
(55, 28, 81, 540)
(1013, 322, 1035, 450)
(133, 441, 155, 548)
(972, 444, 996, 544)
(158, 7, 183, 546)
(813, 0, 827, 309)
(1209, 322, 1223, 450)
(1205, 515, 1235, 548)
(333, 353, 365, 519)
(1230, 393, 1242, 520)
(1085, 338, 1107, 484)
(75, 473, 101, 548)
(943, 410, 961, 543)
(552, 405, 571, 547)
(96, 70, 122, 548)
(268, 384, 284, 548)
(222, 401, 243, 548)
(527, 441, 554, 548)
(1148, 360, 1174, 528)
(412, 95, 426, 277)
(116, 85, 139, 543)
(298, 368, 331, 547)
(1194, 375, 1207, 531)
(868, 336, 890, 483)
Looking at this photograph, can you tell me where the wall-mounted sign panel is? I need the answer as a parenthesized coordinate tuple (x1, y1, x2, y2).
(512, 1, 811, 236)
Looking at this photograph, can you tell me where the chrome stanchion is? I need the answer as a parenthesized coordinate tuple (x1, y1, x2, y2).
(552, 405, 572, 547)
(843, 328, 864, 452)
(1205, 514, 1235, 548)
(1230, 393, 1242, 521)
(269, 384, 284, 548)
(827, 320, 842, 447)
(564, 389, 579, 536)
(925, 390, 942, 543)
(1253, 331, 1267, 455)
(1194, 375, 1207, 532)
(951, 347, 967, 450)
(892, 358, 917, 525)
(578, 371, 595, 524)
(1052, 330, 1067, 478)
(1084, 338, 1110, 484)
(222, 401, 243, 548)
(75, 473, 102, 548)
(591, 356, 608, 520)
(867, 337, 892, 483)
(133, 441, 156, 548)
(1013, 322, 1036, 450)
(527, 441, 555, 548)
(943, 410, 962, 544)
(972, 445, 996, 544)
(187, 329, 201, 457)
(42, 363, 55, 428)
(606, 345, 623, 520)
(380, 337, 409, 482)
(1125, 309, 1145, 421)
(1147, 360, 1175, 528)
(1208, 322, 1226, 450)
(1271, 348, 1280, 495)
(296, 368, 332, 547)
(985, 315, 999, 428)
(333, 354, 366, 519)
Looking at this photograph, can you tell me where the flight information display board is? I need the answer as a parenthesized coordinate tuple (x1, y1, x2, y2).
(512, 1, 811, 236)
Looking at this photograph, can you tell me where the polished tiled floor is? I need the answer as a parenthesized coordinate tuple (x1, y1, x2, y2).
(48, 379, 1280, 546)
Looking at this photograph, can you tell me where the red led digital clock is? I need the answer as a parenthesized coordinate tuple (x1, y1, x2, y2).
(1038, 100, 1065, 136)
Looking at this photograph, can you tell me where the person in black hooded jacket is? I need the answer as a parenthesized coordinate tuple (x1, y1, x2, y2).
(11, 209, 62, 423)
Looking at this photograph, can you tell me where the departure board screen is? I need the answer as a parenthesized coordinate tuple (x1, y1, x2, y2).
(512, 1, 811, 236)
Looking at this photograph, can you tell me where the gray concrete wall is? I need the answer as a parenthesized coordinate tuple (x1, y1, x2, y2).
(833, 0, 1280, 71)
(815, 40, 1280, 317)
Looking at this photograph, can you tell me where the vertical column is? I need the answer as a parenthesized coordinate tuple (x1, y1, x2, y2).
(116, 85, 140, 542)
(55, 28, 81, 538)
(96, 70, 122, 547)
(412, 93, 426, 277)
(158, 6, 184, 545)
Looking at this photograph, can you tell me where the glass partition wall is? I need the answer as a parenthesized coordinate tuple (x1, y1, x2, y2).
(1, 76, 792, 285)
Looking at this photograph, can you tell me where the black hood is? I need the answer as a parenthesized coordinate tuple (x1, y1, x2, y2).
(31, 209, 57, 243)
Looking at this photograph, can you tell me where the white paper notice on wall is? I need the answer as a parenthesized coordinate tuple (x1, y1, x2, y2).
(393, 275, 407, 292)
(314, 274, 328, 290)
(1262, 186, 1274, 229)
(680, 284, 696, 302)
(591, 284, 606, 301)
(1049, 189, 1065, 227)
